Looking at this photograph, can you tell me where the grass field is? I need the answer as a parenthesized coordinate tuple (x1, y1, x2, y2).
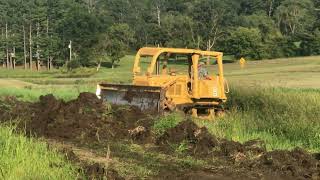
(0, 125, 80, 179)
(0, 55, 319, 178)
(198, 87, 320, 151)
(1, 55, 319, 100)
(225, 56, 320, 88)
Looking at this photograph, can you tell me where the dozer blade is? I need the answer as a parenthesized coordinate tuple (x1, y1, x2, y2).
(97, 84, 165, 112)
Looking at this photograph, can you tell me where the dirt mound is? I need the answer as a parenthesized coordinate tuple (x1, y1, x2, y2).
(0, 93, 154, 143)
(83, 163, 124, 180)
(156, 121, 266, 159)
(256, 148, 320, 179)
(156, 120, 219, 156)
(218, 139, 267, 164)
(1, 95, 320, 179)
(156, 120, 320, 179)
(27, 93, 110, 141)
(218, 141, 320, 179)
(0, 96, 29, 122)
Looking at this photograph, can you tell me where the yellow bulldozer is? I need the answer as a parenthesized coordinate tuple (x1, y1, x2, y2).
(96, 47, 229, 118)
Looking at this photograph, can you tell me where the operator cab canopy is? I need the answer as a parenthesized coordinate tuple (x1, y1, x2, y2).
(133, 47, 223, 75)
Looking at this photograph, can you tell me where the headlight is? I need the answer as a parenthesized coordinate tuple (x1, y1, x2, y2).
(96, 85, 101, 99)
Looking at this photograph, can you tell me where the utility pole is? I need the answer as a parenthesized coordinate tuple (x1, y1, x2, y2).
(1, 28, 4, 68)
(36, 22, 40, 71)
(49, 35, 53, 70)
(156, 5, 161, 26)
(12, 47, 15, 69)
(23, 25, 27, 69)
(29, 23, 32, 70)
(5, 23, 8, 69)
(68, 40, 72, 61)
(9, 51, 12, 69)
(268, 0, 274, 17)
(10, 33, 15, 69)
(46, 18, 50, 70)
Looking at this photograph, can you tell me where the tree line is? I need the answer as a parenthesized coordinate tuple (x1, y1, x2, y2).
(0, 0, 319, 70)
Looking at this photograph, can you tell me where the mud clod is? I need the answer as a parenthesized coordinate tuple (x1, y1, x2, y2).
(128, 126, 150, 142)
(157, 121, 218, 156)
(257, 148, 320, 179)
(58, 147, 79, 162)
(313, 153, 320, 160)
(83, 163, 124, 180)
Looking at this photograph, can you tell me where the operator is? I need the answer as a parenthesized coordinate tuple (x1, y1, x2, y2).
(198, 62, 212, 80)
(162, 53, 170, 75)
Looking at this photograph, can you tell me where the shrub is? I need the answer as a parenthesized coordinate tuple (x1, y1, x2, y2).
(67, 60, 81, 71)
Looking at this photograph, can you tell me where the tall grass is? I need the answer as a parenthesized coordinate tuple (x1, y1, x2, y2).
(0, 85, 95, 101)
(152, 113, 184, 136)
(0, 125, 80, 179)
(197, 87, 320, 152)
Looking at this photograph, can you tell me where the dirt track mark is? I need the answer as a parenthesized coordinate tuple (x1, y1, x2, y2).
(47, 139, 124, 180)
(47, 139, 112, 164)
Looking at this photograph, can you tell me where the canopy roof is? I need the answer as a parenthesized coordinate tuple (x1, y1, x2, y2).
(137, 47, 223, 57)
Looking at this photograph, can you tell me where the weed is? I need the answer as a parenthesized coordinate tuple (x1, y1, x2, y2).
(174, 141, 189, 154)
(0, 101, 11, 111)
(0, 125, 80, 179)
(176, 156, 207, 168)
(197, 86, 320, 152)
(152, 113, 184, 137)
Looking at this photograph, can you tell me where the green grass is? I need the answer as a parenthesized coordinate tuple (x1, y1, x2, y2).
(223, 56, 320, 88)
(0, 85, 95, 102)
(2, 55, 320, 87)
(152, 113, 184, 136)
(0, 125, 80, 179)
(196, 86, 320, 152)
(0, 56, 136, 84)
